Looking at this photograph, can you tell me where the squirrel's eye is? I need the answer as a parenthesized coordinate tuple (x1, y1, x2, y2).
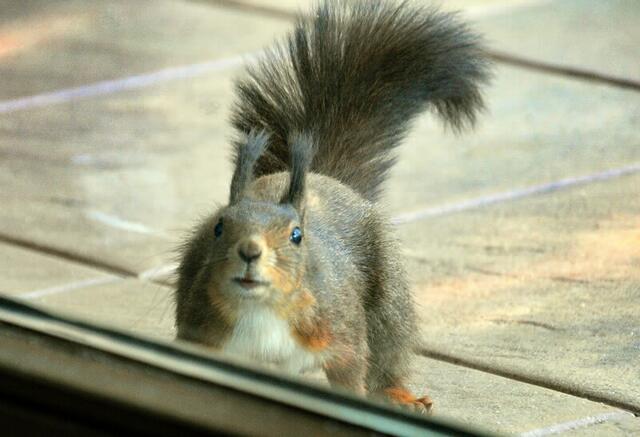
(290, 226, 302, 245)
(214, 220, 223, 238)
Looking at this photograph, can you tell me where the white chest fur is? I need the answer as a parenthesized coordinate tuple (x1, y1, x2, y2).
(222, 304, 321, 374)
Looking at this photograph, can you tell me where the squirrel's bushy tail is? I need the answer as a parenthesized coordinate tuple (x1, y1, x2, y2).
(231, 0, 490, 202)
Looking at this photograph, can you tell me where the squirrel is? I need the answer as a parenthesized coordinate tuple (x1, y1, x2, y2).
(174, 0, 489, 414)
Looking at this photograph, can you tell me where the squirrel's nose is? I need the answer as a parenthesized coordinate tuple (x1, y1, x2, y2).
(237, 238, 263, 263)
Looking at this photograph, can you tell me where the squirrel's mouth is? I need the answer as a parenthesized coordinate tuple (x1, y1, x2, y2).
(233, 277, 269, 290)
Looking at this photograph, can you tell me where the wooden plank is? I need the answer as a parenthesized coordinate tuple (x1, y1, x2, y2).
(0, 0, 285, 100)
(399, 174, 640, 412)
(387, 65, 640, 216)
(475, 0, 640, 82)
(0, 47, 254, 274)
(0, 242, 116, 297)
(30, 278, 175, 340)
(22, 271, 634, 435)
(408, 356, 636, 436)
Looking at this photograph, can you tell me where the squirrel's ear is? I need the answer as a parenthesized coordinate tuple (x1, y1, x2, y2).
(281, 132, 315, 211)
(229, 130, 269, 204)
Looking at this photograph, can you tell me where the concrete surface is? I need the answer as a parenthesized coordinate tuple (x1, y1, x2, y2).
(1, 0, 639, 434)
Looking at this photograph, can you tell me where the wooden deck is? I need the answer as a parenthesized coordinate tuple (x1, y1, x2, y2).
(1, 0, 639, 434)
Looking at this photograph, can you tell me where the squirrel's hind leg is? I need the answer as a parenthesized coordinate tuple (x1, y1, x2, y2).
(364, 249, 434, 414)
(323, 359, 368, 396)
(322, 328, 370, 396)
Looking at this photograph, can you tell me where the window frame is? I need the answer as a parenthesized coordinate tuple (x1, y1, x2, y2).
(0, 296, 485, 436)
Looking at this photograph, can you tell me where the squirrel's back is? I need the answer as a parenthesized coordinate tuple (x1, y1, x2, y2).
(231, 0, 490, 202)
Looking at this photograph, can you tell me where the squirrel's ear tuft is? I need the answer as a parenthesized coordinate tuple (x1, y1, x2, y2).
(281, 132, 315, 211)
(229, 130, 269, 204)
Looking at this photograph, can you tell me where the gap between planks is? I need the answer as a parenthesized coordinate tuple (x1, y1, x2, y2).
(518, 411, 637, 437)
(0, 232, 135, 278)
(0, 0, 636, 117)
(392, 163, 640, 224)
(3, 162, 639, 295)
(190, 0, 640, 92)
(415, 347, 640, 416)
(0, 52, 257, 114)
(19, 276, 123, 300)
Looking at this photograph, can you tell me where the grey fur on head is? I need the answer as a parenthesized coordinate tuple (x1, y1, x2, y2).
(281, 132, 315, 210)
(229, 130, 269, 204)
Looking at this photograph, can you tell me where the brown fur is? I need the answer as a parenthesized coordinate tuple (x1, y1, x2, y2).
(175, 0, 489, 414)
(292, 317, 333, 352)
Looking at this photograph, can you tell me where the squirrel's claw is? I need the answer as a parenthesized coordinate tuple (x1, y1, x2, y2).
(383, 387, 434, 415)
(413, 395, 434, 415)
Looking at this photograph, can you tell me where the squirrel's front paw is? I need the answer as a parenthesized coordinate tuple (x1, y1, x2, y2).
(383, 387, 433, 415)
